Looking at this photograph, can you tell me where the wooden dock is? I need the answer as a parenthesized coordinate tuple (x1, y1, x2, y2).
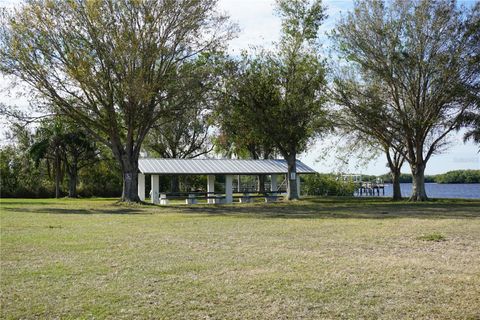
(342, 174, 386, 197)
(356, 182, 385, 196)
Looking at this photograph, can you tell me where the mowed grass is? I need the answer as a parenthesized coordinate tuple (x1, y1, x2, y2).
(1, 197, 479, 319)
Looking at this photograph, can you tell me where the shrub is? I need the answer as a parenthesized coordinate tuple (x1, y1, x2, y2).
(302, 174, 355, 196)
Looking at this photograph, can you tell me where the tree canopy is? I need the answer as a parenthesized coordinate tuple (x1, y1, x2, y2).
(0, 0, 235, 201)
(332, 0, 479, 201)
(216, 0, 329, 199)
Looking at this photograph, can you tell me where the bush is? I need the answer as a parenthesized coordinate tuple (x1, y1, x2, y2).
(302, 174, 355, 196)
(77, 159, 123, 197)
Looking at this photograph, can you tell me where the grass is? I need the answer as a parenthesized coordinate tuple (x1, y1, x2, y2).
(417, 232, 447, 242)
(1, 197, 479, 319)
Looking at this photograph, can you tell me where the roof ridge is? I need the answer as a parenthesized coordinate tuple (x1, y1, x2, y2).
(139, 158, 286, 161)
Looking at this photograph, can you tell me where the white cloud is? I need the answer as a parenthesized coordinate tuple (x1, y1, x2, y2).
(218, 0, 280, 53)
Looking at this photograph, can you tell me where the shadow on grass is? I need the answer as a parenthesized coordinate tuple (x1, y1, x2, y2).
(3, 197, 479, 219)
(0, 198, 118, 207)
(3, 207, 148, 215)
(1, 201, 60, 206)
(171, 199, 480, 220)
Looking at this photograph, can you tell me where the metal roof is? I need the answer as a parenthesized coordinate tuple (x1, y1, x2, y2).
(138, 158, 317, 175)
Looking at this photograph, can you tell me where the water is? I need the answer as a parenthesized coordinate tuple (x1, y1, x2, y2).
(382, 183, 480, 199)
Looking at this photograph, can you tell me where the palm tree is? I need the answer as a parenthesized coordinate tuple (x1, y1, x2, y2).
(62, 131, 98, 198)
(29, 120, 65, 198)
(30, 118, 99, 198)
(460, 107, 480, 150)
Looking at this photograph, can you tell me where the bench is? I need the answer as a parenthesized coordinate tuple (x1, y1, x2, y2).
(234, 193, 283, 203)
(158, 192, 226, 205)
(157, 192, 282, 205)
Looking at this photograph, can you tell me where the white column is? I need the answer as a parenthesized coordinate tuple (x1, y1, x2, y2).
(138, 173, 145, 201)
(271, 174, 278, 192)
(207, 175, 215, 204)
(225, 175, 233, 204)
(296, 174, 301, 198)
(151, 174, 159, 204)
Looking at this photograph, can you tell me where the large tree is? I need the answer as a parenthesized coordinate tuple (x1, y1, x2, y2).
(333, 0, 479, 201)
(220, 0, 329, 200)
(0, 0, 235, 202)
(271, 0, 329, 200)
(215, 54, 277, 193)
(331, 75, 406, 200)
(144, 101, 213, 193)
(145, 109, 212, 160)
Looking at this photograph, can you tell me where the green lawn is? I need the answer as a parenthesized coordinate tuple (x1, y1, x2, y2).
(1, 197, 479, 319)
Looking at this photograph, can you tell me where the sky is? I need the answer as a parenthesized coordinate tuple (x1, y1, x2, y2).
(1, 0, 479, 175)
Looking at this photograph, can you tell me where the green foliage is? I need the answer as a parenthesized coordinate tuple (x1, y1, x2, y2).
(0, 145, 52, 198)
(379, 171, 480, 184)
(380, 173, 435, 184)
(302, 174, 355, 196)
(0, 124, 53, 198)
(76, 159, 122, 198)
(215, 0, 330, 200)
(0, 0, 236, 201)
(417, 233, 447, 242)
(215, 54, 278, 159)
(435, 170, 480, 184)
(0, 123, 121, 198)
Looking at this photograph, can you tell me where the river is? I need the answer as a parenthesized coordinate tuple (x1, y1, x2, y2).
(382, 183, 480, 199)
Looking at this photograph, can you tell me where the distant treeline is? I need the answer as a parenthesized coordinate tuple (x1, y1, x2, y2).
(380, 170, 480, 184)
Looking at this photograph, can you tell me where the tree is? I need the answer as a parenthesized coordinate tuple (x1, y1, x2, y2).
(0, 0, 235, 202)
(331, 75, 406, 200)
(332, 0, 479, 201)
(270, 0, 329, 200)
(61, 130, 99, 198)
(0, 123, 50, 198)
(215, 54, 278, 193)
(459, 2, 480, 150)
(29, 117, 99, 198)
(220, 0, 329, 200)
(146, 109, 212, 160)
(144, 102, 213, 193)
(459, 107, 480, 149)
(29, 119, 65, 198)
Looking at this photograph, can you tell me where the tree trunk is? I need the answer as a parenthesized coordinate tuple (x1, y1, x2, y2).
(285, 153, 299, 200)
(258, 175, 266, 194)
(391, 169, 402, 201)
(119, 154, 140, 202)
(67, 170, 78, 198)
(54, 152, 61, 198)
(385, 147, 405, 201)
(410, 162, 428, 201)
(170, 175, 180, 193)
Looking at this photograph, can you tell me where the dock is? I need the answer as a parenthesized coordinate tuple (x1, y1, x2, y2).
(341, 174, 386, 197)
(356, 181, 385, 196)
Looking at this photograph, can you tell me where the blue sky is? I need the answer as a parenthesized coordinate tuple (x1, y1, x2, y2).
(1, 0, 478, 175)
